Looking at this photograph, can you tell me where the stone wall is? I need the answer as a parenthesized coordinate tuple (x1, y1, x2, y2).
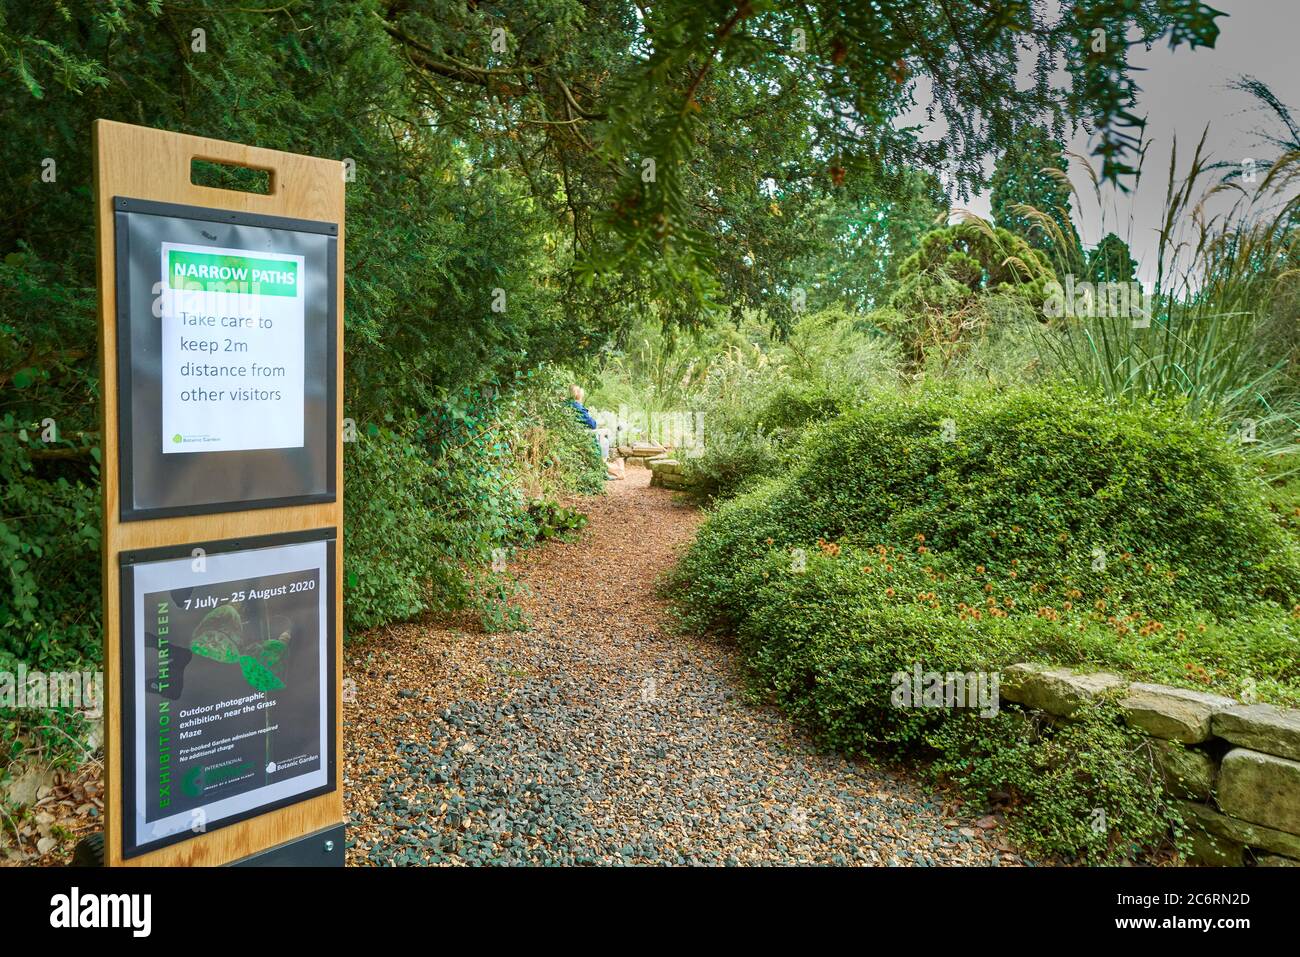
(647, 456, 697, 491)
(1001, 663, 1300, 866)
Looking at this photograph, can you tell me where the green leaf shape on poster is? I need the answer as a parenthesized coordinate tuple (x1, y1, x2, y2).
(257, 634, 290, 672)
(191, 632, 239, 663)
(194, 603, 242, 636)
(239, 654, 284, 691)
(191, 604, 243, 661)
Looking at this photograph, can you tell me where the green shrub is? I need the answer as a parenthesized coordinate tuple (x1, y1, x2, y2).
(873, 222, 1055, 372)
(683, 309, 898, 499)
(504, 367, 606, 499)
(679, 382, 1300, 626)
(672, 382, 1300, 859)
(343, 428, 444, 633)
(0, 416, 102, 789)
(525, 499, 589, 541)
(927, 705, 1178, 865)
(686, 379, 848, 499)
(344, 371, 602, 636)
(0, 416, 101, 672)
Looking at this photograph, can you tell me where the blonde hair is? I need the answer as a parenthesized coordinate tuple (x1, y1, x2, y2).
(569, 384, 585, 402)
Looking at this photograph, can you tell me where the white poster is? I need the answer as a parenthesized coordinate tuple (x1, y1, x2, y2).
(129, 539, 330, 853)
(160, 242, 305, 453)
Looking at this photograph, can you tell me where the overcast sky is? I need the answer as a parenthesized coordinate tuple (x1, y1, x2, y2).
(941, 0, 1300, 284)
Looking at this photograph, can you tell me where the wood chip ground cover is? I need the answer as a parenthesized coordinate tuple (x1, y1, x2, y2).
(344, 471, 1016, 866)
(9, 471, 1016, 866)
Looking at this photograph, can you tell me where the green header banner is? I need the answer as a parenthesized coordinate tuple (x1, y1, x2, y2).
(168, 249, 298, 296)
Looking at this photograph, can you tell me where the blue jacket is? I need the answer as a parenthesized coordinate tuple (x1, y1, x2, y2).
(568, 399, 597, 430)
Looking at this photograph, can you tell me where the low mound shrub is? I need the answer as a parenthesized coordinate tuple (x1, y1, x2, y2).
(672, 383, 1300, 861)
(685, 378, 850, 500)
(679, 383, 1300, 628)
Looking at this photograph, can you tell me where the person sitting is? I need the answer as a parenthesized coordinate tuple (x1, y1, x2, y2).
(569, 384, 623, 480)
(568, 384, 598, 430)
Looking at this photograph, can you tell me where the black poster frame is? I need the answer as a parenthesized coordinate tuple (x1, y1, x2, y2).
(118, 528, 338, 860)
(113, 197, 338, 521)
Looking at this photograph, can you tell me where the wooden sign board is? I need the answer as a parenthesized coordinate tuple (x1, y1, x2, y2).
(93, 120, 345, 866)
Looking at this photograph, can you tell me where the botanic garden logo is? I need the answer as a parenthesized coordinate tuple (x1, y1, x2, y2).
(182, 765, 204, 798)
(1043, 275, 1154, 327)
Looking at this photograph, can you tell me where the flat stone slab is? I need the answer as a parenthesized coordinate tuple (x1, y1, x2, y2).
(1257, 854, 1300, 866)
(1186, 828, 1243, 866)
(648, 458, 682, 474)
(999, 663, 1126, 718)
(1149, 739, 1216, 800)
(1177, 800, 1300, 858)
(625, 443, 668, 457)
(1119, 683, 1236, 743)
(1217, 748, 1300, 836)
(1213, 703, 1300, 762)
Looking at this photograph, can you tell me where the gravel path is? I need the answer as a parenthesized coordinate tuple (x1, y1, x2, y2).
(344, 469, 1015, 866)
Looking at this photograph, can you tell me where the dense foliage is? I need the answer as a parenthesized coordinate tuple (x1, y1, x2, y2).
(0, 2, 612, 671)
(0, 0, 1259, 858)
(990, 126, 1081, 272)
(873, 223, 1056, 371)
(672, 385, 1300, 859)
